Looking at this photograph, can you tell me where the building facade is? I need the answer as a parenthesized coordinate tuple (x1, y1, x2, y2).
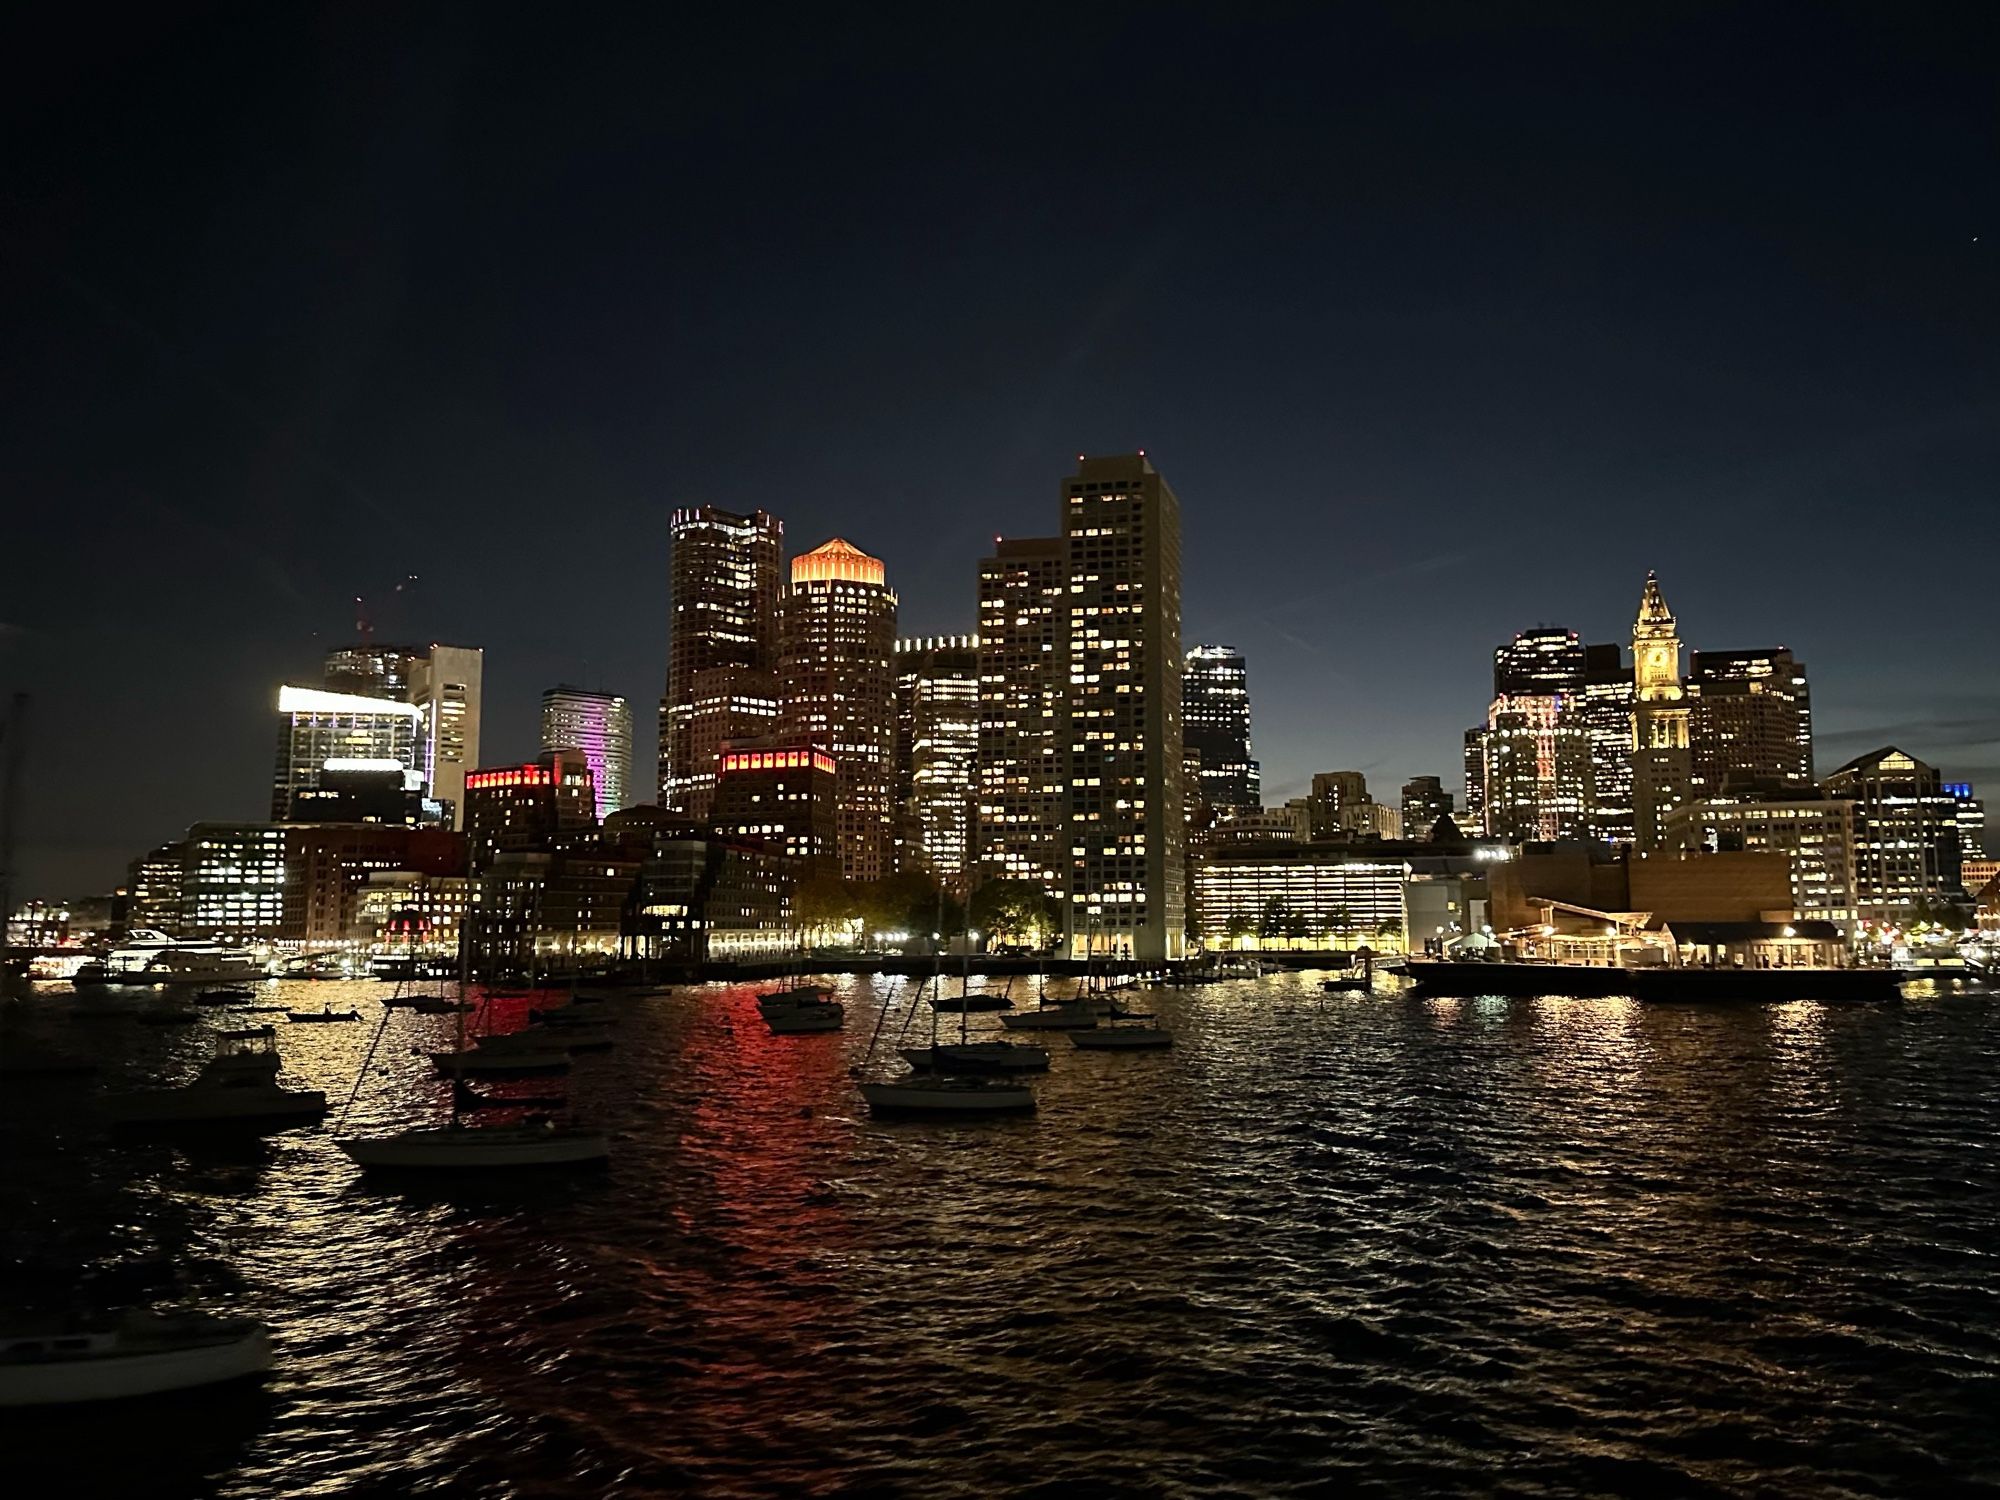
(1630, 572, 1693, 852)
(1400, 777, 1454, 842)
(271, 686, 424, 822)
(708, 742, 840, 872)
(1194, 845, 1410, 949)
(1182, 645, 1260, 813)
(777, 538, 898, 884)
(1580, 642, 1635, 845)
(464, 751, 598, 872)
(408, 645, 484, 829)
(1307, 772, 1369, 840)
(1688, 647, 1812, 794)
(1059, 454, 1186, 961)
(660, 505, 783, 817)
(182, 823, 289, 941)
(1662, 794, 1858, 934)
(541, 686, 633, 822)
(1821, 746, 1964, 924)
(975, 536, 1067, 893)
(893, 636, 980, 884)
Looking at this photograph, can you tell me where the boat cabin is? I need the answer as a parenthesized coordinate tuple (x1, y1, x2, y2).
(1662, 920, 1847, 970)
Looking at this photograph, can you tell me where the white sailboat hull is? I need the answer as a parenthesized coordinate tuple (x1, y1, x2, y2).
(337, 1126, 610, 1169)
(0, 1326, 271, 1406)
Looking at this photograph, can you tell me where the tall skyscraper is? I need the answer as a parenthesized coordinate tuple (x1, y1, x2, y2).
(408, 644, 483, 829)
(1580, 643, 1635, 846)
(318, 641, 482, 830)
(541, 686, 633, 822)
(323, 642, 420, 699)
(271, 685, 424, 820)
(1630, 572, 1692, 852)
(778, 538, 899, 884)
(1182, 645, 1260, 813)
(1400, 776, 1454, 841)
(1688, 647, 1812, 792)
(1493, 627, 1586, 696)
(660, 506, 783, 818)
(976, 536, 1066, 892)
(1466, 627, 1594, 843)
(1059, 454, 1185, 962)
(893, 636, 980, 884)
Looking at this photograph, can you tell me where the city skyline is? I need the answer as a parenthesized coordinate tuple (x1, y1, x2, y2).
(6, 8, 1996, 896)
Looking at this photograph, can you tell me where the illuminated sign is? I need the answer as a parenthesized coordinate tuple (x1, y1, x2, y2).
(720, 749, 836, 775)
(321, 757, 407, 773)
(465, 767, 554, 789)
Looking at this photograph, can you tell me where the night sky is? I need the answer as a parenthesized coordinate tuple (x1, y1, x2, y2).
(5, 4, 1995, 897)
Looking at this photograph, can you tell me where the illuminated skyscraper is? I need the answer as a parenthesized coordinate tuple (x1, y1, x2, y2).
(778, 538, 899, 884)
(1182, 645, 1260, 813)
(976, 536, 1067, 893)
(1059, 453, 1185, 962)
(1631, 572, 1693, 851)
(660, 506, 783, 817)
(1465, 627, 1593, 842)
(408, 644, 483, 829)
(541, 685, 633, 821)
(1580, 643, 1635, 845)
(1688, 647, 1812, 793)
(893, 636, 980, 883)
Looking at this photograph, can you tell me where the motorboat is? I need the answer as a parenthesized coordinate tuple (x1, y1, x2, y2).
(1000, 1001, 1098, 1031)
(1070, 1017, 1174, 1050)
(0, 1312, 271, 1407)
(191, 987, 255, 1007)
(287, 1007, 362, 1023)
(898, 1040, 1051, 1073)
(107, 1033, 326, 1128)
(859, 1076, 1036, 1116)
(97, 931, 267, 986)
(337, 1118, 609, 1170)
(383, 993, 473, 1013)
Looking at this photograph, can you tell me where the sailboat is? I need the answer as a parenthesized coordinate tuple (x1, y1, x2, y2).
(335, 927, 607, 1171)
(900, 947, 1049, 1073)
(760, 964, 844, 1034)
(1069, 1012, 1174, 1050)
(858, 907, 1035, 1115)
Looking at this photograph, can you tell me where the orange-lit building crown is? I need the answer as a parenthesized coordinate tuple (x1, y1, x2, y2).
(790, 537, 885, 587)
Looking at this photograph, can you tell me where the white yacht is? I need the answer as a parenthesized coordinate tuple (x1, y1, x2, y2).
(96, 930, 268, 986)
(0, 1312, 271, 1406)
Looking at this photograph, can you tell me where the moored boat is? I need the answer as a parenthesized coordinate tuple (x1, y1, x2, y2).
(0, 1312, 271, 1407)
(1070, 1017, 1173, 1050)
(898, 1040, 1051, 1073)
(1000, 1001, 1098, 1031)
(859, 1075, 1036, 1116)
(336, 1119, 609, 1170)
(287, 1007, 362, 1023)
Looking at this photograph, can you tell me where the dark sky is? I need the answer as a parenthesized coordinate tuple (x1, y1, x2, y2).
(5, 3, 1996, 896)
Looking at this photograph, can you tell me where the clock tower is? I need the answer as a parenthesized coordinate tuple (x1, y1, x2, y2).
(1630, 571, 1692, 850)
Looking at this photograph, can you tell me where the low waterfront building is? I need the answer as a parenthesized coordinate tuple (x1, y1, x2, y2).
(474, 848, 642, 971)
(285, 825, 466, 950)
(1662, 919, 1847, 970)
(627, 834, 795, 962)
(354, 870, 473, 956)
(1661, 792, 1858, 934)
(1195, 844, 1410, 949)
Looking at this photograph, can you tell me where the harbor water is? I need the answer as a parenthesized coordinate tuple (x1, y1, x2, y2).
(2, 974, 1997, 1497)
